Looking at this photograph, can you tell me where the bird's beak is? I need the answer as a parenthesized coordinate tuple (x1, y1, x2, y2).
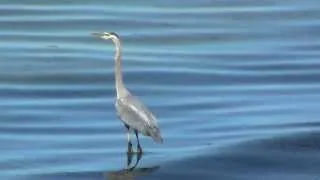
(91, 32, 104, 38)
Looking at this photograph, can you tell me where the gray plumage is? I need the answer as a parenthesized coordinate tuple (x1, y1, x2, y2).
(116, 93, 162, 143)
(92, 32, 163, 153)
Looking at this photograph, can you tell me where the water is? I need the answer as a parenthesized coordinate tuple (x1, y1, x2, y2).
(1, 0, 320, 179)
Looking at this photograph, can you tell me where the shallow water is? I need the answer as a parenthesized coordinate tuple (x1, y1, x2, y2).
(1, 0, 320, 179)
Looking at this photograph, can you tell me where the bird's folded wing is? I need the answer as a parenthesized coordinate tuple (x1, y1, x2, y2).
(116, 95, 158, 134)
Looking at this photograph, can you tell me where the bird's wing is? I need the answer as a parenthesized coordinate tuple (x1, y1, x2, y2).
(116, 94, 158, 134)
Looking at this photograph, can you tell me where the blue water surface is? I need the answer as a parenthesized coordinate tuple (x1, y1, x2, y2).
(0, 0, 320, 179)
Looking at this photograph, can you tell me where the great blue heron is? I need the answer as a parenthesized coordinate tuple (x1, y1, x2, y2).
(92, 32, 163, 153)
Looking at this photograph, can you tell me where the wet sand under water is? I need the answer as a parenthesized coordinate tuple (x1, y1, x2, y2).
(1, 1, 320, 180)
(22, 132, 320, 180)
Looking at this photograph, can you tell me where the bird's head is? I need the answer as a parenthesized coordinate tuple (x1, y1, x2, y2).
(92, 32, 119, 41)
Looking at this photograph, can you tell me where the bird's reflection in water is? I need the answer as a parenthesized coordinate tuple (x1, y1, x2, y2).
(126, 152, 142, 169)
(104, 152, 159, 180)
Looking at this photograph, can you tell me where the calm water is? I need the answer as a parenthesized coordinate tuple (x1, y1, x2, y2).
(1, 0, 320, 179)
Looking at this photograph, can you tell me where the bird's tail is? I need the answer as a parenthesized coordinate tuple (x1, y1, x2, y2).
(149, 127, 163, 144)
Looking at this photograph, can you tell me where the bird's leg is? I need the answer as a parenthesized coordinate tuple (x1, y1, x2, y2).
(126, 150, 133, 167)
(129, 151, 143, 171)
(134, 130, 143, 154)
(125, 124, 133, 154)
(136, 149, 142, 163)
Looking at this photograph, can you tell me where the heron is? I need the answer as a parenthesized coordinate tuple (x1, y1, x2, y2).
(92, 32, 163, 153)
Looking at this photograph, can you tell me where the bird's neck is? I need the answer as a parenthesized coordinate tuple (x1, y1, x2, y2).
(113, 38, 127, 98)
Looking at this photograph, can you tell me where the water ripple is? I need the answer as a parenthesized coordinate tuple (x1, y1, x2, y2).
(1, 1, 320, 179)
